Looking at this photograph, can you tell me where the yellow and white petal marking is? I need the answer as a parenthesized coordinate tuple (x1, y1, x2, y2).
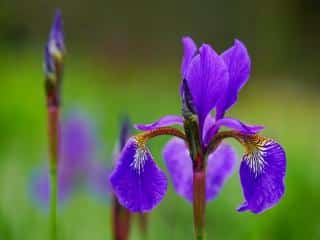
(130, 136, 149, 175)
(242, 135, 274, 177)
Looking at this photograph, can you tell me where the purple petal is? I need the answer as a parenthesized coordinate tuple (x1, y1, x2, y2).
(48, 10, 65, 54)
(181, 36, 197, 78)
(204, 117, 264, 145)
(87, 162, 112, 200)
(163, 138, 236, 202)
(202, 114, 215, 140)
(163, 138, 193, 202)
(31, 168, 73, 207)
(206, 143, 237, 201)
(216, 40, 251, 119)
(44, 45, 54, 74)
(238, 136, 286, 214)
(110, 138, 168, 213)
(60, 112, 97, 174)
(134, 115, 183, 131)
(186, 44, 228, 130)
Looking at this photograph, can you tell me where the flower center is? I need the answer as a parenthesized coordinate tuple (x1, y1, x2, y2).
(129, 137, 149, 174)
(243, 135, 273, 177)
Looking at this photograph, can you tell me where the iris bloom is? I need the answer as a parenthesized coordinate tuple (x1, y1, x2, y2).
(32, 111, 110, 206)
(110, 37, 286, 214)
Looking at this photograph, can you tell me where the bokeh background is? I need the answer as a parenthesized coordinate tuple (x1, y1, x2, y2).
(1, 0, 320, 239)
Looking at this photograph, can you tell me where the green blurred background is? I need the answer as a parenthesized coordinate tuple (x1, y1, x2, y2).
(0, 0, 320, 239)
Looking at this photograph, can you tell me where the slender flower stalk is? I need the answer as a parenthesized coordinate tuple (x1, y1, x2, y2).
(181, 79, 206, 239)
(110, 36, 287, 240)
(44, 10, 65, 240)
(48, 107, 59, 240)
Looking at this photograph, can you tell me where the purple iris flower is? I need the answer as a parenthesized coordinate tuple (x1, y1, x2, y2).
(110, 36, 286, 214)
(31, 111, 110, 206)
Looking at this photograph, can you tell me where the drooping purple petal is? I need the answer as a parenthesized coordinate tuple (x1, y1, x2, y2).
(216, 40, 251, 119)
(31, 168, 73, 207)
(181, 36, 197, 78)
(87, 162, 112, 200)
(185, 44, 228, 130)
(60, 112, 97, 175)
(206, 143, 237, 201)
(163, 138, 193, 201)
(110, 138, 168, 212)
(203, 117, 264, 145)
(238, 136, 286, 214)
(163, 137, 236, 202)
(134, 115, 183, 131)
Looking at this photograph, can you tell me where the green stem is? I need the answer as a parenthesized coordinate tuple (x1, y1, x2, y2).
(48, 107, 59, 240)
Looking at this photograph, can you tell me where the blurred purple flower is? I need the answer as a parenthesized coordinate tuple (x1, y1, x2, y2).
(110, 36, 286, 214)
(31, 110, 110, 207)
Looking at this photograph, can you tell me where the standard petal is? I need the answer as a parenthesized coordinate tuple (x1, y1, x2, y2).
(238, 135, 286, 214)
(186, 44, 228, 129)
(110, 138, 168, 213)
(216, 40, 251, 119)
(163, 137, 193, 202)
(204, 117, 264, 145)
(206, 143, 236, 201)
(134, 115, 183, 131)
(163, 138, 236, 202)
(181, 36, 197, 78)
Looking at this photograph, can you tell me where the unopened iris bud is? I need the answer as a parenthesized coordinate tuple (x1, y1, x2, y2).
(44, 10, 65, 108)
(48, 10, 65, 61)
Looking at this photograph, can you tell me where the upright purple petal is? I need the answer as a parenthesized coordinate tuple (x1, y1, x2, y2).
(238, 136, 286, 214)
(186, 44, 228, 130)
(110, 138, 168, 212)
(203, 117, 264, 145)
(206, 143, 236, 201)
(216, 40, 251, 119)
(163, 138, 236, 202)
(181, 36, 197, 78)
(134, 115, 183, 131)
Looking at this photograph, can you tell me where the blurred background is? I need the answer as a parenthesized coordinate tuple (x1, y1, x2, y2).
(0, 0, 320, 239)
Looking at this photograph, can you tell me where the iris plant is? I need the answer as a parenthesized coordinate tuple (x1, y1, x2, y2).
(110, 37, 286, 239)
(44, 10, 65, 240)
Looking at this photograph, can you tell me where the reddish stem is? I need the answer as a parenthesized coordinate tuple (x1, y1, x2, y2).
(193, 169, 206, 240)
(112, 196, 131, 240)
(48, 107, 59, 166)
(48, 106, 59, 240)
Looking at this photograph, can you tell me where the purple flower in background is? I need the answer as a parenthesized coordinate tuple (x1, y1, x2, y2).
(110, 36, 286, 214)
(31, 110, 110, 206)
